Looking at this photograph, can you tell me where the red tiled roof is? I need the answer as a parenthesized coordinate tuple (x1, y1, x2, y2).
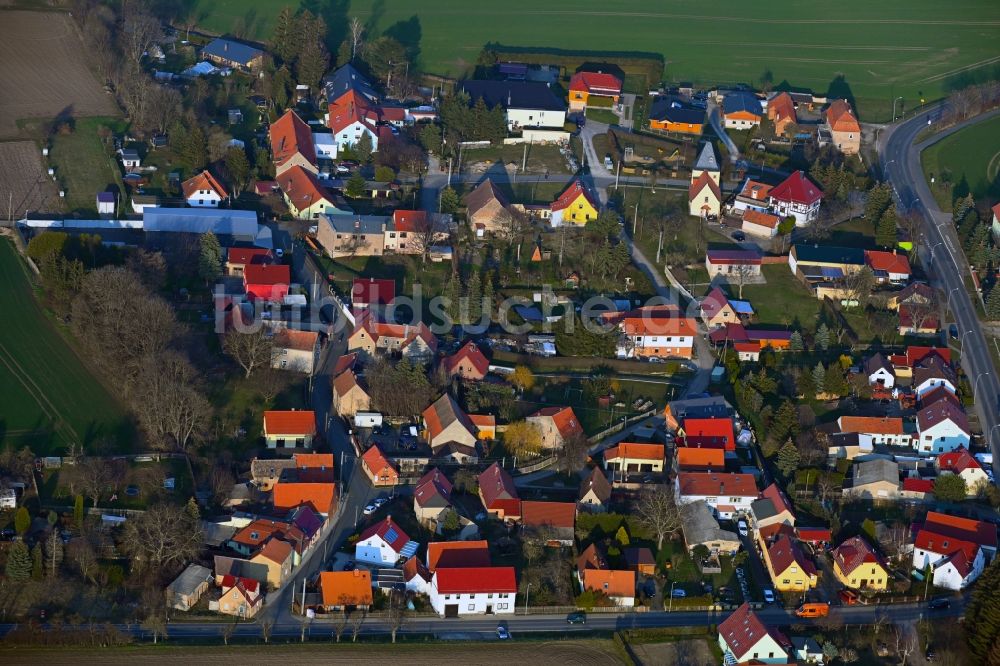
(257, 537, 293, 564)
(577, 542, 608, 575)
(768, 534, 817, 577)
(903, 478, 935, 493)
(838, 416, 905, 436)
(769, 170, 823, 206)
(767, 92, 797, 125)
(681, 417, 734, 449)
(795, 527, 832, 543)
(426, 540, 491, 571)
(528, 406, 584, 441)
(392, 209, 429, 233)
(832, 535, 885, 577)
(737, 179, 772, 201)
(705, 249, 762, 265)
(332, 352, 358, 377)
(906, 346, 951, 367)
(272, 328, 319, 353)
(478, 462, 519, 509)
(700, 287, 731, 319)
(826, 99, 861, 133)
(688, 170, 721, 202)
(358, 516, 411, 553)
(718, 603, 790, 661)
(264, 410, 317, 436)
(244, 264, 290, 287)
(621, 313, 698, 337)
(521, 500, 576, 529)
(759, 483, 794, 517)
(227, 247, 272, 267)
(360, 444, 398, 481)
(865, 250, 911, 275)
(677, 472, 758, 498)
(278, 164, 332, 210)
(569, 71, 622, 95)
(423, 393, 476, 443)
(917, 399, 969, 436)
(551, 180, 598, 212)
(294, 453, 335, 470)
(937, 447, 981, 474)
(434, 566, 517, 594)
(270, 109, 317, 168)
(352, 277, 396, 306)
(182, 170, 228, 200)
(327, 89, 379, 135)
(442, 340, 490, 377)
(921, 511, 997, 550)
(742, 208, 780, 229)
(414, 467, 453, 507)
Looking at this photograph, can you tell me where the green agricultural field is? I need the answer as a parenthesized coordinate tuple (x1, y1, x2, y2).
(921, 114, 1000, 211)
(0, 239, 133, 453)
(190, 0, 1000, 121)
(48, 117, 126, 215)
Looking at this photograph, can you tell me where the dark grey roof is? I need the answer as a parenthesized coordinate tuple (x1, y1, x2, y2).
(723, 92, 763, 117)
(143, 207, 258, 239)
(649, 96, 706, 125)
(202, 38, 263, 66)
(852, 459, 899, 487)
(681, 500, 738, 547)
(864, 352, 892, 376)
(323, 214, 389, 235)
(792, 244, 865, 266)
(458, 80, 566, 112)
(667, 395, 733, 421)
(322, 63, 378, 102)
(694, 142, 719, 173)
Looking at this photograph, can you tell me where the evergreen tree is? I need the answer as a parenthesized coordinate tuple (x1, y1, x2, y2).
(180, 124, 207, 171)
(812, 362, 826, 394)
(346, 172, 366, 198)
(31, 542, 43, 580)
(439, 187, 460, 214)
(864, 183, 892, 231)
(796, 367, 816, 398)
(824, 363, 848, 397)
(465, 269, 482, 324)
(958, 210, 980, 246)
(14, 506, 30, 535)
(789, 330, 804, 353)
(443, 271, 460, 324)
(815, 323, 830, 351)
(73, 494, 84, 529)
(953, 193, 976, 224)
(225, 146, 251, 197)
(295, 38, 329, 89)
(934, 473, 967, 501)
(185, 497, 201, 522)
(4, 541, 32, 581)
(198, 231, 222, 284)
(272, 65, 293, 109)
(776, 439, 800, 478)
(615, 526, 630, 547)
(271, 6, 298, 64)
(355, 133, 374, 164)
(875, 205, 898, 248)
(771, 400, 800, 442)
(987, 285, 1000, 320)
(965, 558, 1000, 660)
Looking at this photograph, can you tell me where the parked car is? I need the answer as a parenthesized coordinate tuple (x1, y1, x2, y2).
(670, 588, 686, 598)
(341, 560, 356, 571)
(928, 597, 951, 610)
(795, 602, 830, 618)
(762, 589, 776, 604)
(737, 520, 749, 537)
(362, 503, 377, 515)
(566, 612, 586, 625)
(496, 625, 510, 640)
(731, 230, 746, 241)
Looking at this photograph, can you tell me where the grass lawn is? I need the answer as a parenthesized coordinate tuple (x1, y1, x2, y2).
(188, 0, 998, 122)
(522, 376, 673, 435)
(48, 117, 127, 216)
(585, 108, 619, 125)
(0, 239, 133, 453)
(741, 264, 821, 332)
(39, 458, 194, 510)
(827, 216, 876, 248)
(921, 114, 1000, 212)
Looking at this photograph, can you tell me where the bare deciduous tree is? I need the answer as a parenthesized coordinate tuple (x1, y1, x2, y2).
(120, 3, 161, 63)
(119, 504, 203, 572)
(223, 327, 275, 378)
(387, 589, 408, 643)
(637, 486, 683, 548)
(350, 607, 366, 642)
(133, 353, 211, 452)
(260, 618, 274, 644)
(730, 263, 756, 300)
(349, 17, 365, 61)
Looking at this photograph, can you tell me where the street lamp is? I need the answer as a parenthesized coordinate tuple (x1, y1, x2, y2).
(892, 97, 904, 122)
(974, 372, 991, 404)
(668, 581, 677, 612)
(927, 241, 943, 264)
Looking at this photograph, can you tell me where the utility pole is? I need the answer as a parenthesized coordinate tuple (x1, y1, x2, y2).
(656, 227, 663, 263)
(522, 143, 528, 172)
(633, 202, 639, 235)
(446, 157, 453, 187)
(615, 159, 621, 190)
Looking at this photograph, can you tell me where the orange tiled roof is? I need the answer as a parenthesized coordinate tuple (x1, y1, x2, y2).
(182, 170, 228, 200)
(272, 482, 336, 513)
(826, 99, 860, 133)
(426, 540, 491, 571)
(277, 164, 332, 209)
(582, 569, 635, 599)
(272, 328, 319, 353)
(838, 416, 904, 436)
(320, 570, 373, 606)
(528, 405, 584, 440)
(270, 109, 317, 167)
(604, 442, 664, 462)
(521, 500, 576, 529)
(767, 92, 797, 125)
(264, 410, 317, 436)
(743, 208, 780, 229)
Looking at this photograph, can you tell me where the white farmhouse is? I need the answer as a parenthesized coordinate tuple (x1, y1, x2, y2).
(428, 566, 517, 617)
(354, 516, 418, 566)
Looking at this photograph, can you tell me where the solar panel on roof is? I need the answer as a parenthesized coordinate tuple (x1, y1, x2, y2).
(400, 542, 419, 558)
(384, 527, 398, 543)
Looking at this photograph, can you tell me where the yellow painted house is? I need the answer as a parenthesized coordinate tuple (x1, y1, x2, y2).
(277, 165, 347, 220)
(764, 535, 818, 593)
(550, 180, 598, 227)
(831, 536, 889, 591)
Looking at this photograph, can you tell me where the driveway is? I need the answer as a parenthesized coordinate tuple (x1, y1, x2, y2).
(706, 100, 739, 162)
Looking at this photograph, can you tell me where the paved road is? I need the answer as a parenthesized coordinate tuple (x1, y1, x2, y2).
(707, 99, 739, 162)
(880, 107, 1000, 469)
(5, 599, 958, 642)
